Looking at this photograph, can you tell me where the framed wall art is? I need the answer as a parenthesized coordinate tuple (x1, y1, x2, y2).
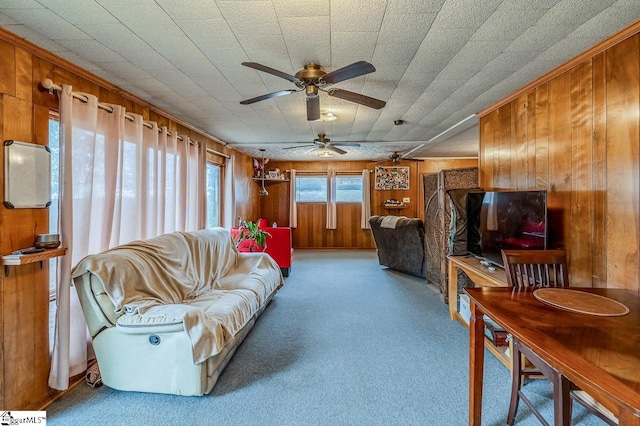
(374, 166, 410, 190)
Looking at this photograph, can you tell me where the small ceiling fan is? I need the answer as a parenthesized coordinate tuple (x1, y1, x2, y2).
(373, 151, 425, 165)
(284, 134, 361, 155)
(239, 61, 386, 121)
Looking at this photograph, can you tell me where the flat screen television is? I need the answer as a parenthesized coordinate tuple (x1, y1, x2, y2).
(466, 190, 548, 268)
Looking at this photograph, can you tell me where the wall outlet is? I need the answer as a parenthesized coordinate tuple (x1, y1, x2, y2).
(402, 197, 410, 203)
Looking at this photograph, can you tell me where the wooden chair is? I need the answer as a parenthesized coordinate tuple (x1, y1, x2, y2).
(501, 249, 617, 426)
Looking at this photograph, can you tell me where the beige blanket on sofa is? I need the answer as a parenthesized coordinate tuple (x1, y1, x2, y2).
(71, 228, 282, 364)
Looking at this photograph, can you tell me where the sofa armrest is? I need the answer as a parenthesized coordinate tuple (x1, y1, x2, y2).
(74, 272, 121, 338)
(116, 314, 184, 334)
(263, 227, 293, 269)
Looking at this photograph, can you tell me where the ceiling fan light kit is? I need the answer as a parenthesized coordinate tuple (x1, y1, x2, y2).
(282, 133, 361, 156)
(371, 151, 425, 165)
(240, 61, 386, 121)
(317, 111, 337, 122)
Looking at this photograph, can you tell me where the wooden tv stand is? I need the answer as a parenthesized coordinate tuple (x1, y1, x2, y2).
(447, 255, 510, 369)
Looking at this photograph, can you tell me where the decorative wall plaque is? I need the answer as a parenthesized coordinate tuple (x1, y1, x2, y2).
(374, 166, 409, 190)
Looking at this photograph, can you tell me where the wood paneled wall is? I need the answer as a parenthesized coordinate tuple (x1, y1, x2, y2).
(479, 30, 640, 292)
(0, 29, 256, 410)
(261, 158, 477, 249)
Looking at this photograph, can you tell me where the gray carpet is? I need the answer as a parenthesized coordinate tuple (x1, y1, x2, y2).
(46, 250, 606, 425)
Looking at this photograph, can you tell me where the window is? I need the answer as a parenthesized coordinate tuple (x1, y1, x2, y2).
(49, 116, 59, 353)
(49, 117, 59, 300)
(336, 176, 363, 202)
(295, 176, 326, 202)
(206, 162, 221, 227)
(295, 175, 363, 203)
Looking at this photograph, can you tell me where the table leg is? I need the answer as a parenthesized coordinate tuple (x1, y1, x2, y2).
(552, 373, 571, 426)
(448, 260, 458, 320)
(469, 301, 485, 426)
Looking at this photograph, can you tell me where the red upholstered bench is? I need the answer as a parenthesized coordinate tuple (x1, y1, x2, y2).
(231, 219, 294, 277)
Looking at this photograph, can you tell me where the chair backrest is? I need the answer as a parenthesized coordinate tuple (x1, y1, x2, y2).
(501, 249, 569, 288)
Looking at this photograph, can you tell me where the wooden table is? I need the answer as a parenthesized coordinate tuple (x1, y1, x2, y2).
(465, 286, 640, 426)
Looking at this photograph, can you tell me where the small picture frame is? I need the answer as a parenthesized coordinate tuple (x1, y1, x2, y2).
(268, 171, 279, 179)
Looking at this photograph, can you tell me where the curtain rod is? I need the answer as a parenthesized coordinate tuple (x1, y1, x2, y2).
(286, 169, 370, 174)
(41, 78, 197, 144)
(206, 147, 230, 158)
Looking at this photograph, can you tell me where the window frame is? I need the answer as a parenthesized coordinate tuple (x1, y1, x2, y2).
(205, 161, 221, 228)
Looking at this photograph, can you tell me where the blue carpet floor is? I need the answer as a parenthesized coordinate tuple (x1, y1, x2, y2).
(45, 250, 606, 425)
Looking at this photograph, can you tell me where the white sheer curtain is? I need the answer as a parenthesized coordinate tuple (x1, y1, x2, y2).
(326, 169, 337, 229)
(289, 169, 297, 228)
(186, 138, 205, 231)
(223, 154, 236, 228)
(49, 85, 205, 390)
(361, 169, 371, 229)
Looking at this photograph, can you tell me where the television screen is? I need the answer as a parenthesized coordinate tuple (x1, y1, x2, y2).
(467, 190, 548, 267)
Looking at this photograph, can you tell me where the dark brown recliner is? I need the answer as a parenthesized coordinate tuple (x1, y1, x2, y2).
(369, 215, 426, 278)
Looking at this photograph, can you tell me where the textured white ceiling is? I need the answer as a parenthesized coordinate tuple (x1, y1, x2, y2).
(1, 0, 638, 161)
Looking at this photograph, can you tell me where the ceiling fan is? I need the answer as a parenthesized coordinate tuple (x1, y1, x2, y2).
(373, 151, 425, 165)
(239, 61, 386, 121)
(284, 134, 361, 155)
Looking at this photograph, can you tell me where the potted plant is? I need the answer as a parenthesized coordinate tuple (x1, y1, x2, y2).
(234, 220, 271, 252)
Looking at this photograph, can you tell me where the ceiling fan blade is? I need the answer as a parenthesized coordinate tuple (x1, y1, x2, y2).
(302, 147, 318, 155)
(326, 145, 347, 155)
(404, 158, 425, 162)
(332, 142, 361, 147)
(283, 144, 313, 150)
(240, 89, 298, 105)
(328, 89, 386, 109)
(307, 96, 320, 121)
(241, 62, 300, 83)
(321, 61, 376, 84)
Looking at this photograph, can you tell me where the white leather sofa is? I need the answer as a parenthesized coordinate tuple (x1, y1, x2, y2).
(72, 227, 283, 396)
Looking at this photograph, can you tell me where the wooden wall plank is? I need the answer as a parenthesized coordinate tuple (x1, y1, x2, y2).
(514, 94, 528, 189)
(497, 104, 512, 189)
(605, 35, 640, 291)
(526, 91, 537, 188)
(479, 111, 494, 189)
(30, 57, 56, 110)
(32, 104, 52, 404)
(547, 71, 572, 251)
(569, 60, 594, 287)
(592, 52, 608, 288)
(480, 115, 490, 188)
(534, 84, 550, 189)
(0, 39, 16, 96)
(15, 48, 32, 102)
(3, 95, 32, 142)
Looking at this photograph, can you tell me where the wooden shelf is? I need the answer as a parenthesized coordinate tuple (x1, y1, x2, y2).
(252, 177, 289, 183)
(454, 310, 511, 369)
(2, 247, 67, 277)
(448, 256, 511, 371)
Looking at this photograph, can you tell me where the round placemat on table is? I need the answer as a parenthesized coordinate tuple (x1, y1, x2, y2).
(533, 288, 630, 316)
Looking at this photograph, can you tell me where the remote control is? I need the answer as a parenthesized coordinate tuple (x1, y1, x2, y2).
(22, 248, 45, 254)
